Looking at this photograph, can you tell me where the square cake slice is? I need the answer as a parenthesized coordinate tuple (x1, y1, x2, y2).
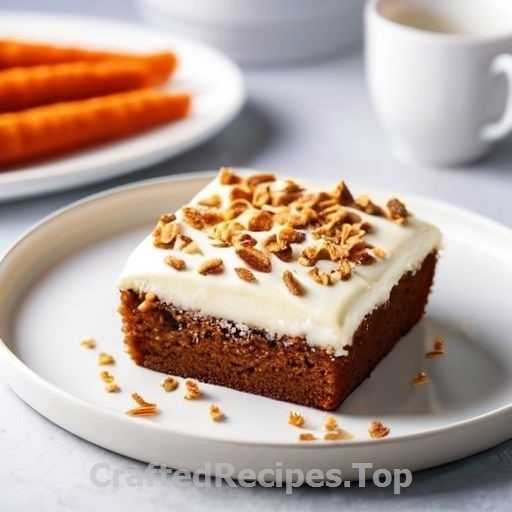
(117, 168, 441, 410)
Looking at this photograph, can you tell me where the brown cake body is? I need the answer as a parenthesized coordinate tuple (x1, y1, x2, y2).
(119, 170, 437, 410)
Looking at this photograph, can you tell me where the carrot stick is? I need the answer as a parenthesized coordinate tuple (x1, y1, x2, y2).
(0, 40, 177, 85)
(0, 89, 191, 167)
(0, 60, 157, 113)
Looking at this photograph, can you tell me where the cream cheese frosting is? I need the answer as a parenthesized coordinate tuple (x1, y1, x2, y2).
(117, 169, 441, 356)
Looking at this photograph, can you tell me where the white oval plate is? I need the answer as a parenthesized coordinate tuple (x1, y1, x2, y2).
(0, 172, 511, 481)
(0, 13, 245, 201)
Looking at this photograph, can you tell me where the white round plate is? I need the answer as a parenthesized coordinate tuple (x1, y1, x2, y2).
(0, 172, 511, 481)
(0, 13, 245, 201)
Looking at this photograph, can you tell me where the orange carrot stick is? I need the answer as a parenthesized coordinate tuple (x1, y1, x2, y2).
(0, 89, 190, 167)
(0, 40, 177, 85)
(0, 60, 157, 113)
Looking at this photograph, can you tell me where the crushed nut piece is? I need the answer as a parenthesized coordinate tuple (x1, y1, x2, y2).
(198, 194, 222, 208)
(198, 258, 224, 275)
(373, 247, 387, 259)
(247, 172, 276, 188)
(99, 371, 115, 383)
(235, 246, 272, 272)
(248, 210, 274, 231)
(387, 198, 409, 224)
(355, 195, 385, 216)
(339, 259, 352, 280)
(288, 411, 305, 427)
(412, 371, 428, 387)
(80, 338, 96, 349)
(164, 256, 186, 271)
(98, 352, 115, 365)
(131, 392, 156, 407)
(209, 404, 225, 421)
(299, 433, 316, 441)
(425, 339, 445, 359)
(324, 429, 353, 441)
(277, 226, 305, 245)
(219, 167, 241, 185)
(324, 416, 338, 431)
(309, 266, 332, 286)
(235, 267, 256, 282)
(105, 383, 121, 393)
(152, 213, 177, 248)
(282, 270, 304, 296)
(160, 376, 179, 392)
(181, 241, 202, 255)
(126, 393, 158, 417)
(331, 180, 355, 206)
(184, 380, 202, 400)
(126, 405, 158, 417)
(137, 292, 157, 312)
(368, 420, 390, 439)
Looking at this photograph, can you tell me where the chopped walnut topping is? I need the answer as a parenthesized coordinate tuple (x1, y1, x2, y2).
(105, 383, 121, 393)
(80, 338, 96, 349)
(355, 195, 385, 216)
(248, 210, 273, 231)
(160, 376, 179, 392)
(235, 246, 272, 272)
(309, 267, 332, 286)
(412, 371, 428, 387)
(223, 199, 251, 220)
(211, 221, 244, 245)
(235, 267, 256, 282)
(229, 185, 253, 202)
(298, 245, 329, 267)
(164, 256, 186, 271)
(182, 207, 221, 230)
(299, 433, 316, 441)
(137, 292, 157, 312)
(288, 411, 305, 427)
(387, 198, 409, 224)
(373, 247, 387, 259)
(282, 270, 304, 296)
(277, 226, 305, 245)
(152, 214, 179, 249)
(174, 234, 193, 250)
(98, 352, 115, 365)
(331, 180, 355, 206)
(126, 393, 158, 416)
(209, 404, 225, 421)
(198, 258, 224, 275)
(100, 371, 115, 383)
(339, 258, 352, 280)
(324, 416, 338, 431)
(184, 380, 202, 400)
(247, 172, 276, 188)
(181, 241, 202, 255)
(435, 338, 445, 351)
(252, 183, 272, 208)
(198, 194, 222, 208)
(368, 420, 390, 439)
(324, 429, 353, 441)
(219, 167, 241, 185)
(235, 233, 258, 247)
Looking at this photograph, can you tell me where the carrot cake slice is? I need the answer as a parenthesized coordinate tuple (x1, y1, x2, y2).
(117, 168, 441, 410)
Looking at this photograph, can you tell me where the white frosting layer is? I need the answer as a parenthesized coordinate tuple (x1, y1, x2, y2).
(117, 173, 441, 356)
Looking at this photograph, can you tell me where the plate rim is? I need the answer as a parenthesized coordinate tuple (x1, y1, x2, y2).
(1, 170, 512, 450)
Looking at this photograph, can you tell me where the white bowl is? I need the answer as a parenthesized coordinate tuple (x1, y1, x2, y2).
(136, 0, 364, 64)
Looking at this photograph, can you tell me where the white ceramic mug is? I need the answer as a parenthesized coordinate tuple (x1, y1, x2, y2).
(365, 0, 512, 166)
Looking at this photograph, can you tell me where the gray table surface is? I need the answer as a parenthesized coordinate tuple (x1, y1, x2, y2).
(0, 1, 511, 510)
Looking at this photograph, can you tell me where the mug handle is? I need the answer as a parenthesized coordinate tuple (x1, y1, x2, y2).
(481, 54, 512, 141)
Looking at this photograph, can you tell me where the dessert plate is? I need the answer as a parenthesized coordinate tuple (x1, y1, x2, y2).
(0, 13, 245, 201)
(0, 172, 511, 481)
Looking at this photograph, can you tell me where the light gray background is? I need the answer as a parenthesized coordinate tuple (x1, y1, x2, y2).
(0, 1, 511, 510)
